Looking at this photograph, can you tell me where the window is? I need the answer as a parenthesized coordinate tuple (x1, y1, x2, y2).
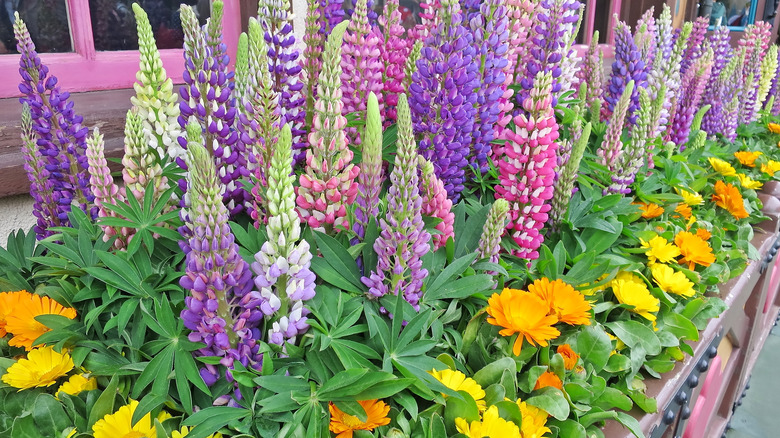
(699, 0, 759, 29)
(0, 0, 242, 99)
(573, 0, 620, 58)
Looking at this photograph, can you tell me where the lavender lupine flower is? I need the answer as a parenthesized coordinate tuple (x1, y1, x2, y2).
(178, 3, 248, 218)
(668, 48, 713, 148)
(556, 5, 584, 101)
(715, 54, 745, 142)
(519, 0, 580, 109)
(122, 109, 168, 205)
(250, 124, 316, 347)
(179, 123, 260, 384)
(607, 86, 665, 194)
(646, 6, 676, 138)
(21, 104, 61, 240)
(755, 45, 778, 114)
(495, 72, 560, 260)
(766, 50, 780, 113)
(476, 199, 509, 264)
(597, 80, 634, 193)
(602, 21, 647, 125)
(296, 22, 360, 232)
(379, 0, 409, 123)
(576, 31, 604, 122)
(341, 0, 384, 145)
(319, 0, 345, 35)
(14, 14, 94, 223)
(469, 0, 509, 173)
(651, 21, 691, 141)
(303, 0, 324, 129)
(409, 0, 478, 200)
(679, 17, 709, 76)
(362, 94, 431, 310)
(701, 27, 733, 136)
(739, 42, 762, 126)
(419, 157, 454, 251)
(258, 0, 307, 164)
(353, 92, 384, 243)
(634, 8, 657, 69)
(85, 129, 130, 248)
(550, 122, 591, 228)
(130, 4, 183, 162)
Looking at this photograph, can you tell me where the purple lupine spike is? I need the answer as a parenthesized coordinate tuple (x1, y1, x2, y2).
(739, 43, 762, 126)
(701, 27, 733, 136)
(21, 103, 61, 240)
(341, 0, 384, 145)
(668, 49, 714, 148)
(634, 8, 657, 69)
(597, 80, 634, 190)
(518, 0, 580, 109)
(258, 0, 307, 165)
(419, 157, 454, 251)
(353, 92, 383, 244)
(409, 0, 479, 201)
(319, 0, 345, 34)
(362, 94, 431, 310)
(179, 123, 260, 385)
(557, 5, 584, 101)
(602, 20, 647, 125)
(379, 0, 409, 124)
(469, 0, 509, 174)
(14, 14, 94, 224)
(679, 17, 709, 76)
(576, 31, 604, 119)
(347, 0, 378, 22)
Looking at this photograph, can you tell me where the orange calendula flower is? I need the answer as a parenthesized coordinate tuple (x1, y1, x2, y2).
(737, 173, 763, 190)
(329, 400, 391, 438)
(675, 231, 716, 270)
(768, 122, 780, 134)
(696, 228, 712, 240)
(673, 203, 692, 220)
(486, 289, 560, 356)
(0, 290, 33, 337)
(557, 344, 580, 370)
(712, 181, 749, 220)
(761, 160, 780, 176)
(708, 157, 737, 176)
(528, 278, 592, 326)
(534, 371, 563, 391)
(5, 293, 77, 350)
(634, 201, 664, 219)
(734, 151, 763, 167)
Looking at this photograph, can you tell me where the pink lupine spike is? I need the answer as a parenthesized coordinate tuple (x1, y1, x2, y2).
(86, 128, 131, 249)
(419, 157, 454, 250)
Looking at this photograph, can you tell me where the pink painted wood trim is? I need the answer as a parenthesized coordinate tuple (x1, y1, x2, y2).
(606, 0, 623, 45)
(573, 44, 615, 59)
(583, 0, 596, 45)
(68, 0, 96, 60)
(222, 1, 242, 71)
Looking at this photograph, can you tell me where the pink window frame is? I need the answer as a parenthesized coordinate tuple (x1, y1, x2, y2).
(0, 0, 241, 99)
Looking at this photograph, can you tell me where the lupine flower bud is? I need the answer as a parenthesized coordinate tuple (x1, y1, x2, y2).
(362, 94, 431, 310)
(679, 17, 709, 76)
(756, 45, 778, 114)
(297, 21, 360, 232)
(477, 199, 509, 264)
(86, 129, 130, 248)
(419, 157, 454, 250)
(122, 109, 168, 205)
(577, 31, 604, 122)
(634, 8, 656, 68)
(130, 3, 183, 162)
(598, 80, 634, 185)
(21, 103, 61, 240)
(404, 41, 422, 93)
(353, 92, 384, 243)
(551, 122, 591, 227)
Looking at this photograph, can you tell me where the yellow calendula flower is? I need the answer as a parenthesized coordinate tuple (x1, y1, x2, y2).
(329, 400, 390, 438)
(761, 160, 780, 176)
(651, 264, 696, 298)
(456, 406, 521, 438)
(92, 399, 155, 438)
(708, 157, 737, 177)
(1, 345, 74, 390)
(737, 173, 763, 190)
(5, 293, 77, 350)
(57, 374, 97, 396)
(170, 426, 224, 438)
(675, 231, 716, 270)
(429, 369, 486, 411)
(768, 122, 780, 134)
(676, 188, 704, 206)
(516, 400, 552, 438)
(640, 236, 681, 264)
(527, 278, 592, 326)
(734, 151, 763, 167)
(486, 289, 560, 356)
(611, 277, 660, 322)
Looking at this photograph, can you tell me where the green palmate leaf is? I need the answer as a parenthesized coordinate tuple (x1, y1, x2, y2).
(575, 325, 612, 372)
(425, 274, 494, 300)
(310, 258, 363, 294)
(314, 231, 364, 292)
(425, 253, 478, 294)
(454, 203, 491, 258)
(605, 320, 661, 355)
(333, 400, 368, 422)
(527, 387, 570, 421)
(182, 406, 251, 438)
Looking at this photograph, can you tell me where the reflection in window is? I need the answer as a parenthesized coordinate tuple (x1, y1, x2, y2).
(700, 0, 754, 27)
(0, 0, 72, 54)
(89, 0, 209, 51)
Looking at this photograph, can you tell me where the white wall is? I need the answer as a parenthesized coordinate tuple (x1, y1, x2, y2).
(0, 194, 37, 247)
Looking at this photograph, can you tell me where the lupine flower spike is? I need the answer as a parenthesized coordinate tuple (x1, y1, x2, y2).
(250, 124, 316, 348)
(303, 0, 324, 128)
(362, 94, 431, 310)
(179, 123, 259, 389)
(21, 103, 61, 240)
(598, 81, 634, 192)
(551, 122, 591, 227)
(495, 72, 560, 260)
(296, 21, 360, 232)
(477, 198, 509, 264)
(602, 20, 646, 125)
(130, 3, 183, 162)
(577, 31, 603, 122)
(122, 109, 168, 205)
(668, 48, 714, 148)
(86, 129, 130, 248)
(419, 157, 454, 250)
(353, 92, 384, 244)
(379, 0, 409, 123)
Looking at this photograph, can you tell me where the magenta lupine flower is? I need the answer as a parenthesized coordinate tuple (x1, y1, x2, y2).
(362, 94, 431, 310)
(469, 0, 509, 174)
(297, 22, 360, 232)
(21, 104, 61, 240)
(419, 157, 454, 251)
(598, 81, 634, 194)
(14, 14, 94, 224)
(602, 21, 647, 125)
(179, 123, 260, 385)
(258, 0, 307, 164)
(341, 0, 384, 145)
(495, 72, 559, 261)
(701, 27, 733, 136)
(409, 0, 478, 200)
(519, 0, 580, 109)
(85, 128, 130, 248)
(679, 17, 709, 76)
(353, 92, 384, 243)
(379, 0, 409, 123)
(668, 49, 714, 148)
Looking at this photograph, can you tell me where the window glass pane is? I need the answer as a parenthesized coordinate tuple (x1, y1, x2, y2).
(90, 0, 209, 51)
(0, 0, 72, 54)
(700, 0, 754, 27)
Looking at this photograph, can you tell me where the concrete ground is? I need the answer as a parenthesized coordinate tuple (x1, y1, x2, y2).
(725, 325, 780, 438)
